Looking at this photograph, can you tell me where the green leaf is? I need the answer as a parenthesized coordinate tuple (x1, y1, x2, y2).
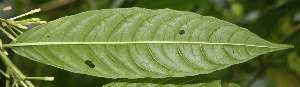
(103, 76, 221, 87)
(7, 7, 293, 78)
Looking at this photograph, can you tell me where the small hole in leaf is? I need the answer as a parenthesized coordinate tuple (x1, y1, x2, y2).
(179, 30, 185, 35)
(85, 60, 95, 68)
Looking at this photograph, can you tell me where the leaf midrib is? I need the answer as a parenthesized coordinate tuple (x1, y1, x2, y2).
(3, 41, 293, 48)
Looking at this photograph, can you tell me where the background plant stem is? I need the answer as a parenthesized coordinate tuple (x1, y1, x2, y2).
(0, 51, 34, 87)
(5, 67, 10, 87)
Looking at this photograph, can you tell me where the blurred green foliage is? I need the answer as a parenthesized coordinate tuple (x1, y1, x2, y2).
(135, 0, 196, 11)
(31, 0, 52, 4)
(1, 0, 300, 87)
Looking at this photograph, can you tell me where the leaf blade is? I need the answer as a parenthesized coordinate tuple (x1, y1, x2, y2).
(102, 76, 222, 87)
(9, 7, 293, 78)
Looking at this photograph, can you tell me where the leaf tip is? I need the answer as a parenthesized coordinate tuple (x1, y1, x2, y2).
(284, 44, 294, 49)
(275, 44, 294, 51)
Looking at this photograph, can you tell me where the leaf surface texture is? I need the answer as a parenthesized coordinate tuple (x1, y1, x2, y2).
(103, 76, 221, 87)
(9, 8, 293, 78)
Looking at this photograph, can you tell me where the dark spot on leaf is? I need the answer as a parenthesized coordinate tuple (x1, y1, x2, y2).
(85, 60, 95, 68)
(179, 30, 185, 35)
(233, 51, 235, 53)
(47, 36, 50, 38)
